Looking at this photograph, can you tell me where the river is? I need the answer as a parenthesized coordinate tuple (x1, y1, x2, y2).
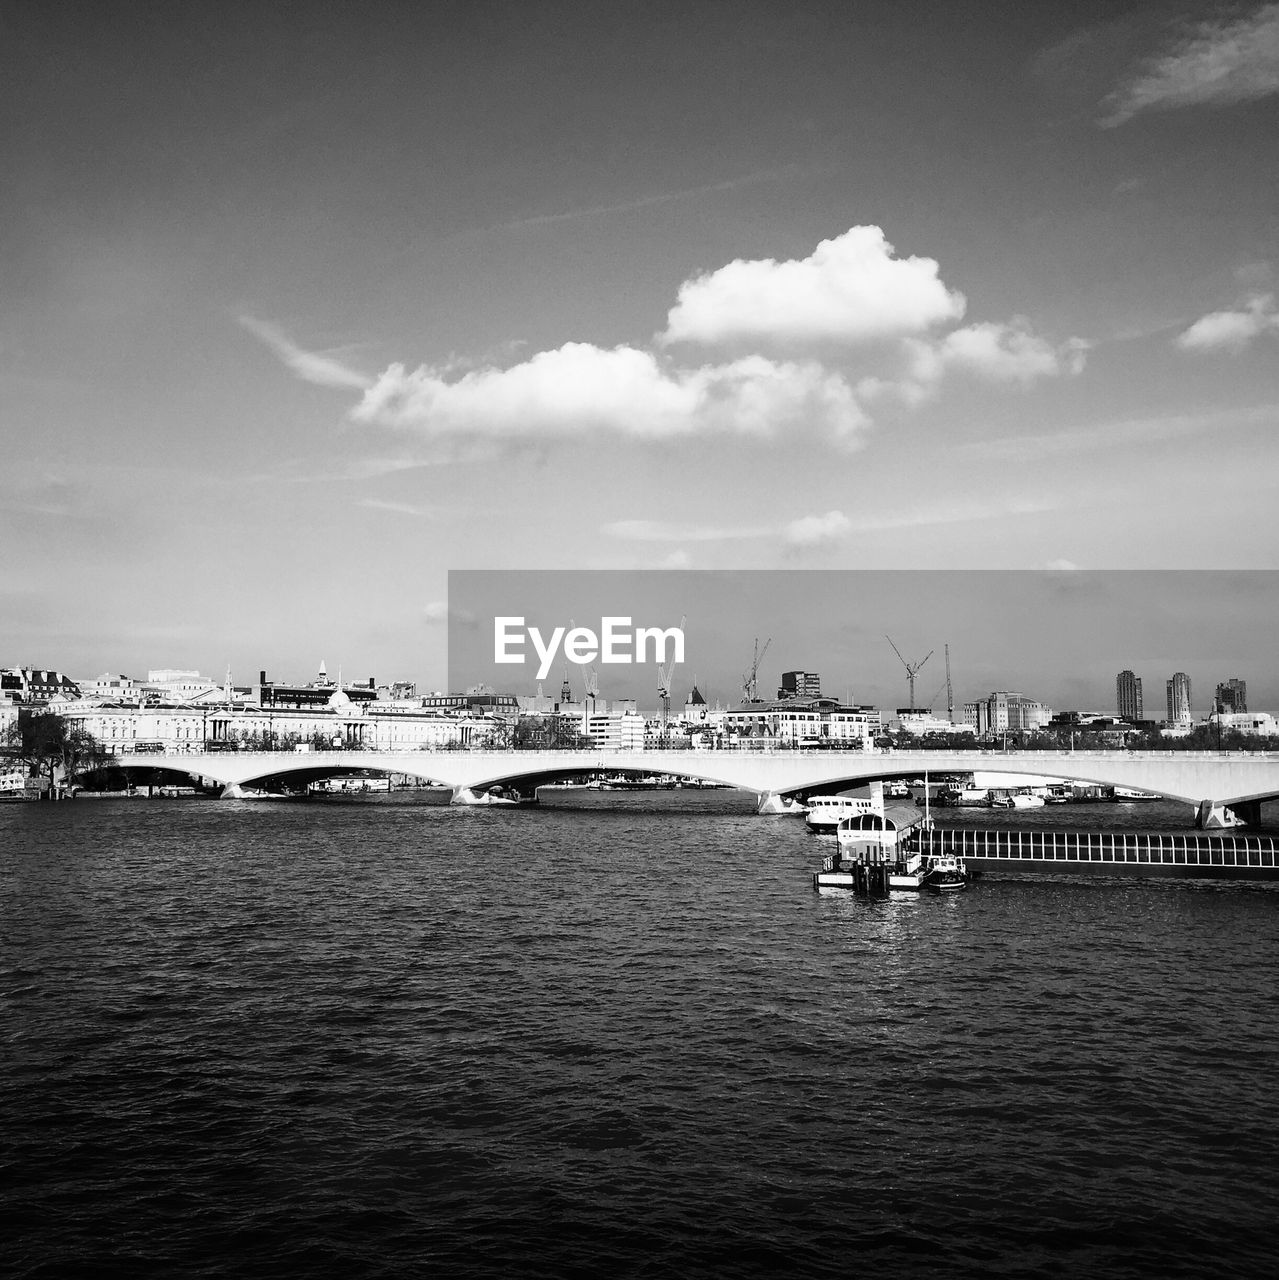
(4, 790, 1279, 1277)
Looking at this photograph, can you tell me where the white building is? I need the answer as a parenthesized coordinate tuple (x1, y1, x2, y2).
(56, 698, 494, 755)
(721, 698, 881, 747)
(1208, 711, 1277, 737)
(586, 711, 646, 751)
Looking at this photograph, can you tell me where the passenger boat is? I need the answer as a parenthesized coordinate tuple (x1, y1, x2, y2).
(922, 852, 968, 894)
(804, 794, 881, 834)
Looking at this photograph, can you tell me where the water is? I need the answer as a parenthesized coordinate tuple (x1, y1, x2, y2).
(5, 791, 1279, 1278)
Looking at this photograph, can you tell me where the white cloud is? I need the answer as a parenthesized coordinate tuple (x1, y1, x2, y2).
(423, 602, 476, 627)
(602, 518, 771, 542)
(860, 321, 1088, 406)
(1047, 558, 1081, 571)
(351, 343, 868, 445)
(357, 498, 436, 518)
(602, 511, 853, 553)
(660, 225, 966, 347)
(935, 321, 1088, 383)
(782, 510, 852, 551)
(1175, 294, 1279, 353)
(1101, 4, 1279, 126)
(240, 317, 372, 390)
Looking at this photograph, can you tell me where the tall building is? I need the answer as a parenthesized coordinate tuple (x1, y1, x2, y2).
(1166, 672, 1192, 726)
(778, 670, 821, 699)
(1215, 677, 1247, 714)
(1115, 669, 1143, 721)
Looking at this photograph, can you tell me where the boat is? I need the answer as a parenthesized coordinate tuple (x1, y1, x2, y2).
(1113, 787, 1160, 801)
(804, 793, 881, 834)
(936, 786, 990, 808)
(1010, 792, 1046, 809)
(813, 806, 928, 891)
(921, 852, 968, 894)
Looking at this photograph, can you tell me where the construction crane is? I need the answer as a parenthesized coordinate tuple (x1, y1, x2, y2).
(886, 635, 933, 710)
(741, 637, 772, 704)
(656, 614, 686, 727)
(945, 643, 954, 723)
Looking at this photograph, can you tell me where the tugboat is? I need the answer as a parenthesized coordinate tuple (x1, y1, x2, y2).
(921, 852, 968, 894)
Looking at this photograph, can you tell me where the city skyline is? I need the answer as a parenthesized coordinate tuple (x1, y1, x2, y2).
(3, 3, 1278, 686)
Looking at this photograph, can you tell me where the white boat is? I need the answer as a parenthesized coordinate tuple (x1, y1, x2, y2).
(804, 793, 881, 834)
(1010, 792, 1046, 809)
(1113, 787, 1160, 801)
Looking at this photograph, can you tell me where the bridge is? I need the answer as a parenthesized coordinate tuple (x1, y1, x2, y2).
(108, 748, 1279, 827)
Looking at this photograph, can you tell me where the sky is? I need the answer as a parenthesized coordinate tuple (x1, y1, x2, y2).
(447, 570, 1279, 715)
(3, 1, 1278, 705)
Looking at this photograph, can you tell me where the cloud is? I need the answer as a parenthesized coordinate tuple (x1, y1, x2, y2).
(601, 511, 854, 553)
(659, 225, 966, 347)
(859, 321, 1088, 406)
(1047, 558, 1081, 571)
(601, 518, 771, 543)
(494, 167, 801, 231)
(935, 322, 1090, 383)
(1101, 4, 1279, 126)
(783, 510, 852, 551)
(357, 498, 436, 518)
(240, 316, 372, 390)
(1175, 294, 1279, 353)
(351, 344, 868, 445)
(423, 602, 476, 627)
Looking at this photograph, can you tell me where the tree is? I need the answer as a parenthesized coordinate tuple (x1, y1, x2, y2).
(4, 711, 107, 793)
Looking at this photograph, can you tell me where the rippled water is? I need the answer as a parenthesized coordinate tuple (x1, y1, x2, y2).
(5, 791, 1279, 1278)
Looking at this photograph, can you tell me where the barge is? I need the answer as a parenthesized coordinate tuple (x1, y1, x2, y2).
(911, 826, 1279, 881)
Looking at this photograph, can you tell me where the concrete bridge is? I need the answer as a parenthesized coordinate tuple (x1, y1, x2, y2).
(112, 748, 1279, 827)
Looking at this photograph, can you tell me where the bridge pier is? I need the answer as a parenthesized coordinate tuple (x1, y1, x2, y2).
(757, 792, 803, 815)
(1196, 799, 1262, 829)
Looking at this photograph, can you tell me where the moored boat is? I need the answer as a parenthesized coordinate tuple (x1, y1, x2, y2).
(921, 852, 968, 893)
(804, 792, 882, 834)
(813, 805, 928, 891)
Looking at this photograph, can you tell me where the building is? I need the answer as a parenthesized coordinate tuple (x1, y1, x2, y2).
(962, 691, 1052, 737)
(586, 711, 646, 751)
(1208, 710, 1275, 737)
(721, 697, 881, 746)
(1115, 670, 1143, 721)
(778, 671, 821, 699)
(1215, 677, 1247, 715)
(1, 668, 81, 705)
(57, 698, 495, 754)
(892, 709, 975, 737)
(1166, 672, 1193, 726)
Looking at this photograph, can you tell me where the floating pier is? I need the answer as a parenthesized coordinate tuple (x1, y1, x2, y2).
(912, 826, 1279, 881)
